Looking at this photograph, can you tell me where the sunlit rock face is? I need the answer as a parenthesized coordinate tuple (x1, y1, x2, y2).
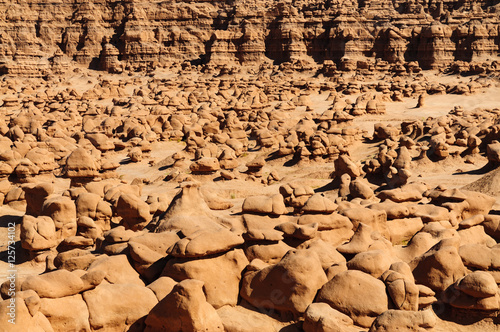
(0, 0, 499, 75)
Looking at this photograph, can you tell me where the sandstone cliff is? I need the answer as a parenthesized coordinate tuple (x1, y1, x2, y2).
(0, 0, 499, 75)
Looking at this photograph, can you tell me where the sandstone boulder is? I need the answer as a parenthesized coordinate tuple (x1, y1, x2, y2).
(21, 269, 104, 298)
(455, 271, 498, 298)
(0, 290, 53, 332)
(144, 279, 224, 332)
(410, 239, 466, 292)
(242, 194, 288, 215)
(162, 249, 248, 308)
(41, 195, 77, 240)
(23, 183, 54, 216)
(64, 148, 98, 179)
(39, 294, 91, 332)
(115, 193, 152, 231)
(217, 305, 282, 332)
(303, 303, 357, 332)
(21, 215, 58, 252)
(87, 254, 144, 286)
(167, 228, 244, 257)
(241, 249, 327, 314)
(83, 283, 157, 332)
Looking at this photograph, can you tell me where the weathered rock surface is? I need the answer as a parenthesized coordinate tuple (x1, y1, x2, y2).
(316, 270, 389, 327)
(2, 0, 500, 75)
(241, 249, 327, 314)
(144, 279, 224, 332)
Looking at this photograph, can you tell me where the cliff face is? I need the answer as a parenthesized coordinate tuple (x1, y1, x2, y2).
(0, 0, 499, 75)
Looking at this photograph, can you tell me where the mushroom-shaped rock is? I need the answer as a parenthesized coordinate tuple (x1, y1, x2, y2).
(190, 157, 220, 173)
(418, 284, 438, 309)
(337, 223, 391, 255)
(13, 159, 40, 182)
(100, 160, 120, 178)
(347, 249, 399, 278)
(245, 156, 266, 176)
(218, 148, 239, 170)
(282, 183, 315, 210)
